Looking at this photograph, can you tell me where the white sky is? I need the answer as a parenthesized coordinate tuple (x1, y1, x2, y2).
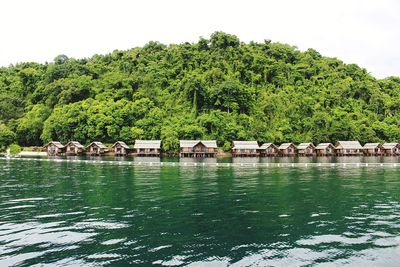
(0, 0, 399, 78)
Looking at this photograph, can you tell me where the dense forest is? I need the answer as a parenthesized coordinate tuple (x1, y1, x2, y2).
(0, 32, 399, 152)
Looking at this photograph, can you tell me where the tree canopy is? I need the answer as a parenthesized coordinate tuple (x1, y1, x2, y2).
(0, 32, 399, 152)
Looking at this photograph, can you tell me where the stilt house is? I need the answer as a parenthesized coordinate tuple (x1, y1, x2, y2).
(179, 140, 218, 158)
(133, 140, 161, 156)
(297, 143, 316, 156)
(232, 141, 260, 157)
(259, 143, 279, 157)
(86, 142, 108, 156)
(382, 143, 400, 156)
(43, 141, 65, 156)
(65, 141, 84, 155)
(315, 143, 335, 156)
(112, 141, 130, 156)
(278, 143, 297, 156)
(335, 141, 363, 156)
(363, 143, 384, 156)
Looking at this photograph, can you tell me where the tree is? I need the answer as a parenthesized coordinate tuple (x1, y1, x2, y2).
(0, 123, 16, 151)
(16, 104, 51, 146)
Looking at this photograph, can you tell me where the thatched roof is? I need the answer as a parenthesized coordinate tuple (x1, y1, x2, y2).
(363, 143, 382, 149)
(112, 141, 130, 149)
(335, 141, 363, 150)
(180, 140, 217, 148)
(87, 141, 107, 149)
(134, 140, 161, 149)
(66, 141, 84, 148)
(232, 141, 259, 150)
(259, 143, 277, 150)
(315, 143, 334, 150)
(297, 143, 315, 150)
(278, 143, 296, 150)
(383, 143, 400, 149)
(44, 141, 64, 148)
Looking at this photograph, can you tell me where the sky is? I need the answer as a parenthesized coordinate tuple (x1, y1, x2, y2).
(0, 0, 399, 78)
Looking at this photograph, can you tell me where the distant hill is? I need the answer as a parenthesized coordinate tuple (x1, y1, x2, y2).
(0, 32, 399, 151)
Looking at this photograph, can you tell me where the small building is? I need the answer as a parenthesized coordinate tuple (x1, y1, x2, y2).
(363, 143, 384, 156)
(43, 141, 65, 156)
(259, 143, 279, 157)
(65, 141, 84, 155)
(297, 143, 316, 156)
(232, 141, 260, 157)
(382, 143, 400, 156)
(133, 140, 161, 157)
(112, 141, 130, 156)
(315, 143, 335, 156)
(278, 143, 297, 156)
(180, 140, 218, 158)
(335, 141, 363, 156)
(86, 142, 108, 156)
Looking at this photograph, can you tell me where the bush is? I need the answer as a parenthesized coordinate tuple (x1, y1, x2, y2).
(9, 144, 22, 155)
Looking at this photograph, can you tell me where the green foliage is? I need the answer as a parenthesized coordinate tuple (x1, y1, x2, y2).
(9, 144, 22, 155)
(0, 123, 16, 151)
(16, 104, 51, 146)
(0, 32, 399, 152)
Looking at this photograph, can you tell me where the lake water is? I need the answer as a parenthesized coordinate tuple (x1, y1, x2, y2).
(1, 157, 400, 266)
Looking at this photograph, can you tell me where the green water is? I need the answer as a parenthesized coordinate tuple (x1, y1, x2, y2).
(1, 158, 400, 266)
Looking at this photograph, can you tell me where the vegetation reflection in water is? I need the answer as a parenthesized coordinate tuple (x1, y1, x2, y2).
(1, 159, 400, 266)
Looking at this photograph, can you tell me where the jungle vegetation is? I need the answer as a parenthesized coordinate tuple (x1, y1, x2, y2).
(0, 32, 399, 152)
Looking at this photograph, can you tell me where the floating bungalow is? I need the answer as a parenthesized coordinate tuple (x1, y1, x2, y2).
(112, 141, 130, 156)
(278, 143, 297, 156)
(297, 143, 316, 156)
(232, 141, 260, 157)
(382, 143, 400, 156)
(179, 140, 218, 158)
(335, 141, 363, 156)
(363, 143, 384, 156)
(65, 141, 84, 155)
(315, 143, 335, 156)
(43, 141, 65, 156)
(259, 143, 279, 157)
(86, 142, 108, 156)
(133, 140, 161, 157)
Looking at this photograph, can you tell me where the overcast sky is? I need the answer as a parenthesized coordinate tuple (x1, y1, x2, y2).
(0, 0, 399, 78)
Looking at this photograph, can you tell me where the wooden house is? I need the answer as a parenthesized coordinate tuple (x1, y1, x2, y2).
(297, 143, 316, 156)
(382, 143, 400, 156)
(179, 140, 218, 158)
(112, 141, 130, 156)
(43, 141, 65, 156)
(86, 142, 108, 156)
(133, 140, 161, 157)
(335, 141, 363, 156)
(232, 141, 260, 157)
(65, 141, 84, 155)
(363, 143, 384, 156)
(315, 143, 335, 156)
(278, 143, 297, 156)
(259, 143, 279, 157)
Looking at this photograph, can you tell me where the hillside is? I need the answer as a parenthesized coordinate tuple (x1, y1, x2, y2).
(0, 32, 399, 152)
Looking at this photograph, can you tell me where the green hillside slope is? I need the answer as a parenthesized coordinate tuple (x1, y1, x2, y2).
(1, 32, 399, 152)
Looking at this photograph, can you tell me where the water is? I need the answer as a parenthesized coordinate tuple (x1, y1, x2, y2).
(1, 158, 400, 266)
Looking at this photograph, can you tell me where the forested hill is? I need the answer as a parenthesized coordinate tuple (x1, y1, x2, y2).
(1, 32, 399, 152)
